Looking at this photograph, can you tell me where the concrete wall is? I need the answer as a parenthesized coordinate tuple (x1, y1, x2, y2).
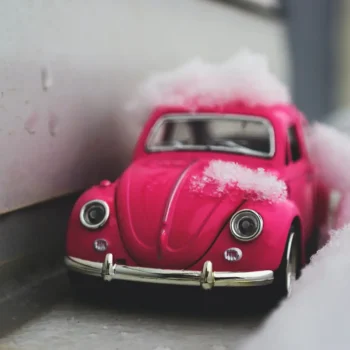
(282, 0, 340, 121)
(0, 0, 289, 214)
(0, 0, 289, 278)
(338, 0, 350, 107)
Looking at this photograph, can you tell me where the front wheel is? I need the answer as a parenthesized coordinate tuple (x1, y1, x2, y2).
(272, 228, 300, 300)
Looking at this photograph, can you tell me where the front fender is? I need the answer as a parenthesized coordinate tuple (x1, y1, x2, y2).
(65, 180, 132, 264)
(190, 199, 301, 272)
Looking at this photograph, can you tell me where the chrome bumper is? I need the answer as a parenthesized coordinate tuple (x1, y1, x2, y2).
(64, 254, 274, 290)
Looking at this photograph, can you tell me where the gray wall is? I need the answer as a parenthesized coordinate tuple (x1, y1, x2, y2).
(283, 0, 340, 121)
(0, 0, 289, 214)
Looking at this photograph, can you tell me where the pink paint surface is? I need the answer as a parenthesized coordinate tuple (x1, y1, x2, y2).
(66, 100, 330, 275)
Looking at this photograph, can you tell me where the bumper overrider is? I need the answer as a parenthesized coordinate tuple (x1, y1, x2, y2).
(65, 253, 274, 290)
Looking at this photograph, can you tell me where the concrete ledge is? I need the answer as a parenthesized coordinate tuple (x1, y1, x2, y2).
(0, 192, 80, 338)
(0, 192, 81, 284)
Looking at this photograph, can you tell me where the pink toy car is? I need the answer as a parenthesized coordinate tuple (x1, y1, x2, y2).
(64, 100, 330, 299)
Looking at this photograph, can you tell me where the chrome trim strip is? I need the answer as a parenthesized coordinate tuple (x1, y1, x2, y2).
(162, 160, 197, 223)
(158, 159, 197, 258)
(64, 254, 274, 289)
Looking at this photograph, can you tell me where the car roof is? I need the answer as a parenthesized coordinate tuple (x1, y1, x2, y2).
(147, 99, 306, 128)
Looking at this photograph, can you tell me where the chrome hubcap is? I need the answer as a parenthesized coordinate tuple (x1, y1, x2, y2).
(285, 232, 297, 297)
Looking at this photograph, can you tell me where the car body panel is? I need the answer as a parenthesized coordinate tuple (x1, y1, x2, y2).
(190, 199, 300, 272)
(116, 157, 246, 269)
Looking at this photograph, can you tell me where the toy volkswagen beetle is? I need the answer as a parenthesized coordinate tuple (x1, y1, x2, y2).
(64, 100, 330, 300)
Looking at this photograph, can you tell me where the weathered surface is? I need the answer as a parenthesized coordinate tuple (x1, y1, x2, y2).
(0, 0, 288, 214)
(0, 281, 275, 350)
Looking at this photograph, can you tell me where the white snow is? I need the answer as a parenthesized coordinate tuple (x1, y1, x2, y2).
(305, 121, 350, 230)
(333, 192, 350, 229)
(126, 49, 291, 118)
(190, 160, 287, 203)
(326, 105, 350, 133)
(238, 113, 350, 350)
(238, 223, 350, 350)
(306, 122, 350, 192)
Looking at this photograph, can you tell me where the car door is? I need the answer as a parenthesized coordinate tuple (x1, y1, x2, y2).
(285, 123, 315, 237)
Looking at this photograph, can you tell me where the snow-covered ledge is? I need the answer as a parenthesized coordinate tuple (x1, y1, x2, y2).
(239, 223, 350, 350)
(240, 110, 350, 350)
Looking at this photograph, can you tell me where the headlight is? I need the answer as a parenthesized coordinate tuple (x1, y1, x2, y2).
(80, 200, 110, 229)
(229, 209, 263, 242)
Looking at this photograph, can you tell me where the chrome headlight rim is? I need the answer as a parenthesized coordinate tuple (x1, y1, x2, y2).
(80, 199, 110, 230)
(230, 209, 263, 242)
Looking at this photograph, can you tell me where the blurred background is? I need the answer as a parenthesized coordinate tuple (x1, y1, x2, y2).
(0, 0, 348, 294)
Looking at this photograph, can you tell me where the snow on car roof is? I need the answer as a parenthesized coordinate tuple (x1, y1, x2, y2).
(126, 49, 291, 116)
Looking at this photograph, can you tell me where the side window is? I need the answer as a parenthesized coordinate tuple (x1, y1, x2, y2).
(285, 140, 290, 165)
(171, 121, 193, 143)
(151, 120, 194, 146)
(288, 125, 302, 162)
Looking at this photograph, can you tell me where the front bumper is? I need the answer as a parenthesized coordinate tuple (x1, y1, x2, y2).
(64, 254, 274, 290)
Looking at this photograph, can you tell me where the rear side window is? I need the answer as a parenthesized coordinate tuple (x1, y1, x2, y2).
(287, 125, 302, 162)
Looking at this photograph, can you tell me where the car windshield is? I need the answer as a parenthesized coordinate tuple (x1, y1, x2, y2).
(146, 114, 275, 158)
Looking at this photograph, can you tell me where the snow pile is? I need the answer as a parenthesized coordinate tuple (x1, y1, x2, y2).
(238, 115, 350, 350)
(327, 105, 350, 133)
(321, 106, 350, 229)
(126, 49, 291, 116)
(239, 223, 350, 350)
(334, 193, 350, 229)
(190, 160, 287, 203)
(306, 122, 350, 230)
(306, 122, 350, 192)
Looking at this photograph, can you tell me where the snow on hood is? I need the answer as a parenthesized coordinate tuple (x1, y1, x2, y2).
(190, 160, 287, 203)
(126, 49, 291, 118)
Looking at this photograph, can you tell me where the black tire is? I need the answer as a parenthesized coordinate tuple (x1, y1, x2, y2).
(67, 271, 105, 300)
(272, 227, 300, 301)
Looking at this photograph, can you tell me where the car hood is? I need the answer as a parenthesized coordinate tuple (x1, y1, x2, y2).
(116, 158, 246, 269)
